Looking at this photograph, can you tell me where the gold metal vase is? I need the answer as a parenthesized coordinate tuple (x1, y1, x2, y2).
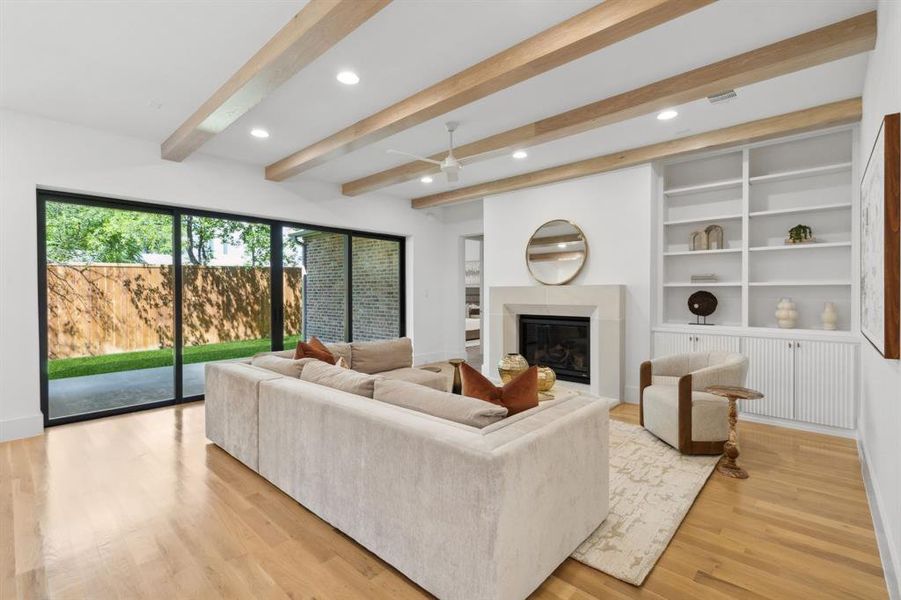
(497, 353, 529, 384)
(536, 366, 557, 392)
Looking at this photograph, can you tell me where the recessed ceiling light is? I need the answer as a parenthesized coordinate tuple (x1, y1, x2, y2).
(656, 109, 678, 121)
(420, 176, 433, 184)
(336, 70, 360, 85)
(250, 128, 270, 138)
(557, 242, 567, 249)
(512, 150, 528, 159)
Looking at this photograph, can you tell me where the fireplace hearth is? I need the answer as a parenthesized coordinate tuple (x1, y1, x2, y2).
(519, 315, 590, 384)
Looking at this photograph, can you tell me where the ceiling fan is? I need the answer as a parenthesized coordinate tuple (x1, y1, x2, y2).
(388, 121, 464, 184)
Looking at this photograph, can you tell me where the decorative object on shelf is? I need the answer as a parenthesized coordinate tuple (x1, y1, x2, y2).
(448, 358, 465, 394)
(785, 224, 815, 244)
(526, 220, 587, 285)
(860, 112, 900, 359)
(821, 302, 838, 331)
(690, 274, 718, 283)
(689, 230, 708, 251)
(497, 352, 529, 384)
(536, 366, 557, 392)
(704, 224, 724, 250)
(687, 290, 717, 325)
(775, 297, 798, 328)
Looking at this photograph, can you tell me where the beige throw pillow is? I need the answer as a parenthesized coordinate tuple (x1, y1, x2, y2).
(300, 360, 379, 398)
(350, 338, 413, 374)
(373, 379, 507, 428)
(325, 342, 352, 365)
(335, 356, 350, 369)
(251, 355, 315, 378)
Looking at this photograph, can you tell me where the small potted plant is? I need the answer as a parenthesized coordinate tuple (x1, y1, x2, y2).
(786, 224, 814, 244)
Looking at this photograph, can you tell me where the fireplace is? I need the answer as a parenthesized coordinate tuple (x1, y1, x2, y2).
(519, 315, 590, 384)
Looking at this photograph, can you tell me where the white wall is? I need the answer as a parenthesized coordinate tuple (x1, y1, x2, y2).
(859, 2, 901, 596)
(0, 109, 466, 441)
(482, 165, 653, 402)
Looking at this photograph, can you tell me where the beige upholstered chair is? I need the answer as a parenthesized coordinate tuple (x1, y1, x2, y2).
(639, 352, 749, 455)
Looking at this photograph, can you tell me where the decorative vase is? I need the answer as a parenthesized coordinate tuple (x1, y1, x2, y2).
(821, 302, 838, 330)
(775, 297, 798, 329)
(448, 358, 465, 394)
(536, 366, 557, 392)
(497, 353, 529, 384)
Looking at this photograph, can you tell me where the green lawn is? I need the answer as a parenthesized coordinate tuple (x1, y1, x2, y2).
(49, 336, 301, 379)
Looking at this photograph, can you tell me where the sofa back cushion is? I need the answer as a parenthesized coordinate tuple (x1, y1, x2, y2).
(251, 355, 316, 378)
(350, 337, 413, 374)
(300, 360, 379, 398)
(326, 342, 352, 365)
(373, 379, 507, 428)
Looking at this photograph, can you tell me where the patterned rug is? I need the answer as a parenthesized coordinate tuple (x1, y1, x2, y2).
(571, 419, 719, 585)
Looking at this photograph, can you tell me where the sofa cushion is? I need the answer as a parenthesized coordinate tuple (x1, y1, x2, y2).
(294, 336, 336, 364)
(460, 362, 539, 416)
(373, 379, 507, 428)
(326, 342, 352, 365)
(300, 359, 379, 398)
(642, 384, 729, 449)
(251, 355, 316, 378)
(350, 338, 413, 374)
(379, 367, 447, 392)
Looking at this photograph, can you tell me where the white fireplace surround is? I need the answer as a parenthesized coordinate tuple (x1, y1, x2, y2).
(486, 285, 624, 400)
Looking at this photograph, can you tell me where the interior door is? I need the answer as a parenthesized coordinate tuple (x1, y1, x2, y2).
(794, 340, 855, 428)
(742, 336, 794, 419)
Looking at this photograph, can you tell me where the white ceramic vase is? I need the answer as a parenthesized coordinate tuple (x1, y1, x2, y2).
(821, 302, 838, 330)
(775, 297, 798, 329)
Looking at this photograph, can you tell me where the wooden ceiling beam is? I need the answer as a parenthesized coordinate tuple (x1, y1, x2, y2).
(161, 0, 391, 162)
(412, 98, 862, 208)
(345, 11, 875, 196)
(265, 0, 713, 181)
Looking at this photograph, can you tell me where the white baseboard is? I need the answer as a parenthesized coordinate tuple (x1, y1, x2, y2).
(859, 441, 901, 600)
(0, 412, 44, 442)
(738, 412, 857, 438)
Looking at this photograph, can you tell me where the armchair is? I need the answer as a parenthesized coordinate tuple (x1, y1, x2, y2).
(639, 352, 748, 455)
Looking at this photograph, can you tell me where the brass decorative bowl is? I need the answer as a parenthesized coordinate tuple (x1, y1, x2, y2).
(536, 366, 556, 392)
(497, 353, 529, 384)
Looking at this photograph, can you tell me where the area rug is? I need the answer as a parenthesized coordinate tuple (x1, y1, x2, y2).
(571, 419, 719, 585)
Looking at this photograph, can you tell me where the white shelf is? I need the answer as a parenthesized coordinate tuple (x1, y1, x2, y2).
(749, 241, 851, 252)
(663, 282, 741, 288)
(663, 214, 743, 226)
(663, 248, 742, 256)
(664, 178, 743, 197)
(749, 280, 851, 287)
(748, 202, 852, 218)
(749, 162, 852, 184)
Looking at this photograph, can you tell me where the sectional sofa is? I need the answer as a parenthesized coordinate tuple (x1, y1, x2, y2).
(205, 338, 610, 600)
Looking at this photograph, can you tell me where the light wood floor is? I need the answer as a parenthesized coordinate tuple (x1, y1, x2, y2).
(0, 402, 887, 599)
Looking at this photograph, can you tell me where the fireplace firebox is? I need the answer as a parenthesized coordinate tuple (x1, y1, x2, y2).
(518, 315, 590, 384)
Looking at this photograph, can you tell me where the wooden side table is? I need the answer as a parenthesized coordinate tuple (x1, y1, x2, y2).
(705, 385, 763, 479)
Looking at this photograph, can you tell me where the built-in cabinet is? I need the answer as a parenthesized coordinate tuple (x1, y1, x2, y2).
(652, 126, 860, 433)
(652, 330, 857, 430)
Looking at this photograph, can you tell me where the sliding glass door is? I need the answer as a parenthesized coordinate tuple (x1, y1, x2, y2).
(39, 192, 405, 426)
(181, 215, 272, 397)
(43, 199, 175, 421)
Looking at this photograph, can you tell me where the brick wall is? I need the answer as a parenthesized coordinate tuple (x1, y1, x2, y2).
(351, 237, 400, 341)
(303, 233, 400, 343)
(303, 232, 347, 343)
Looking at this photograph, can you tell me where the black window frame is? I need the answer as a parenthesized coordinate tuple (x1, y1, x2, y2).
(37, 190, 406, 427)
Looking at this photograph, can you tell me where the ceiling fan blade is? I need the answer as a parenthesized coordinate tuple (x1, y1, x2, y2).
(386, 148, 442, 165)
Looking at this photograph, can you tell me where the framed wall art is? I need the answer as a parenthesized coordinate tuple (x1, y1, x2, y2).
(860, 113, 900, 359)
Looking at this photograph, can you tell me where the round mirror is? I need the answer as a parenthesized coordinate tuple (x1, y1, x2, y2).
(526, 220, 588, 285)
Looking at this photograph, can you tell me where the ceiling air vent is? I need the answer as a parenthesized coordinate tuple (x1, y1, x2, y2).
(707, 89, 737, 104)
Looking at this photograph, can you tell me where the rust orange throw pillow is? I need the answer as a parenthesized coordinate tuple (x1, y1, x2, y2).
(460, 362, 538, 416)
(294, 337, 336, 364)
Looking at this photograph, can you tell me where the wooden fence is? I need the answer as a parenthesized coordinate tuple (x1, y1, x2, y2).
(47, 264, 302, 359)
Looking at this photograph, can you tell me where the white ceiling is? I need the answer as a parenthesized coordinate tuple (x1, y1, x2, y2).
(0, 0, 876, 201)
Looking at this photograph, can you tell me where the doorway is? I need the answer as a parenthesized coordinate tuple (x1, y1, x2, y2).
(463, 236, 483, 367)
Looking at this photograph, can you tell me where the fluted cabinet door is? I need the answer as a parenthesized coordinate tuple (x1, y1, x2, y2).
(794, 341, 856, 429)
(653, 332, 693, 357)
(695, 334, 740, 353)
(742, 337, 794, 419)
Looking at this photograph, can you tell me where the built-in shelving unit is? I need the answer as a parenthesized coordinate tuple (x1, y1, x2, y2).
(655, 127, 857, 334)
